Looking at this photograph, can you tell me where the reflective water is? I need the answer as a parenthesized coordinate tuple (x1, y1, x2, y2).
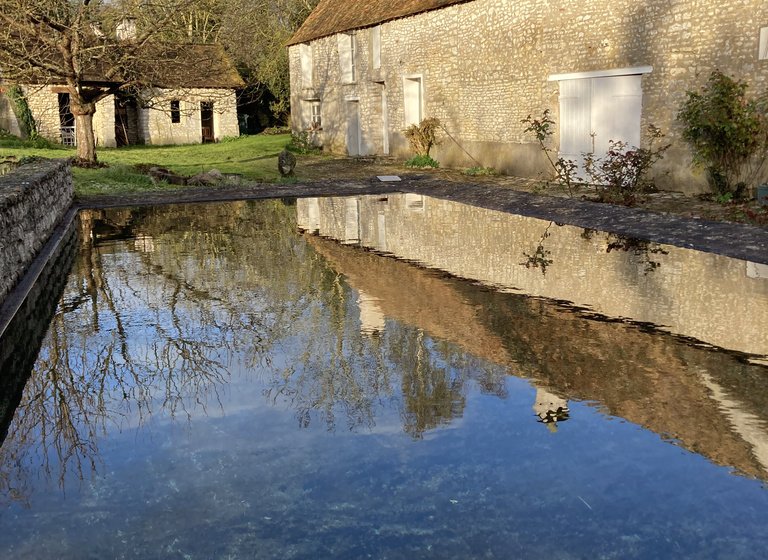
(1, 196, 767, 559)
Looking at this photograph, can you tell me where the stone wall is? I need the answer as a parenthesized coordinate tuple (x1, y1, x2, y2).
(0, 218, 76, 441)
(289, 0, 768, 193)
(139, 88, 240, 145)
(13, 86, 116, 147)
(0, 86, 239, 148)
(0, 159, 73, 306)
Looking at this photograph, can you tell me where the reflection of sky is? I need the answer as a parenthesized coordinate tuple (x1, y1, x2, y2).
(5, 370, 768, 559)
(2, 201, 768, 559)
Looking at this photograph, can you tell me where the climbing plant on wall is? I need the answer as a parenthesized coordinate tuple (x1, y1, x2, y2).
(7, 85, 37, 139)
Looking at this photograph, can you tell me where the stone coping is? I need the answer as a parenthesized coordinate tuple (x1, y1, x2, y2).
(76, 176, 768, 265)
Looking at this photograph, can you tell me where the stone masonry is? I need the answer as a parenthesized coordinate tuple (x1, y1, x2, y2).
(0, 159, 73, 306)
(0, 86, 239, 147)
(289, 0, 768, 194)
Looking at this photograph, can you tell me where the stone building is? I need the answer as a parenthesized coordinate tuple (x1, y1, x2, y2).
(288, 0, 768, 193)
(0, 44, 242, 148)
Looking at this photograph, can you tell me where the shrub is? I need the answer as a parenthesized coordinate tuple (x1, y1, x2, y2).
(523, 110, 669, 205)
(404, 117, 441, 157)
(463, 166, 497, 176)
(8, 85, 38, 139)
(285, 131, 321, 155)
(678, 70, 768, 197)
(404, 154, 439, 168)
(521, 110, 581, 196)
(583, 125, 670, 206)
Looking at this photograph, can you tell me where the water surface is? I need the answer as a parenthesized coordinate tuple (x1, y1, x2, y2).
(1, 196, 767, 559)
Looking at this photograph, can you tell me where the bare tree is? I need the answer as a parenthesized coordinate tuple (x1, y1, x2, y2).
(217, 0, 319, 119)
(0, 0, 222, 162)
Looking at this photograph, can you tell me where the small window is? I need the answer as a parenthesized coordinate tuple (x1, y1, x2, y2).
(170, 100, 180, 123)
(760, 27, 768, 60)
(371, 25, 381, 70)
(310, 101, 322, 130)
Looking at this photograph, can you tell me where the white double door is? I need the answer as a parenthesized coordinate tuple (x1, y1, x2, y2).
(558, 74, 642, 177)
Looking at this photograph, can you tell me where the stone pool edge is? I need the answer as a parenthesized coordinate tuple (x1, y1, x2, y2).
(75, 177, 768, 265)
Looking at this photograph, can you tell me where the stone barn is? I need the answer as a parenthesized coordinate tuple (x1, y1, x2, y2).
(288, 0, 768, 193)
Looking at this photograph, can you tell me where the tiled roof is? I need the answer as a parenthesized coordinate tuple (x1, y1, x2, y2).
(288, 0, 472, 45)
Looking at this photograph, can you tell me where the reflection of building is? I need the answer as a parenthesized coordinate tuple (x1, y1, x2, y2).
(297, 194, 768, 357)
(299, 194, 768, 481)
(533, 389, 570, 433)
(357, 289, 385, 335)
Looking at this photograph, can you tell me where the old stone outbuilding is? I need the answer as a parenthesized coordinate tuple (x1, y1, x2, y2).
(0, 44, 242, 148)
(288, 0, 768, 193)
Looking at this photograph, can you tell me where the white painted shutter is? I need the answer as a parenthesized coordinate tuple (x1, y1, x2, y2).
(558, 78, 591, 174)
(590, 75, 642, 154)
(338, 34, 353, 83)
(371, 26, 382, 69)
(300, 43, 313, 87)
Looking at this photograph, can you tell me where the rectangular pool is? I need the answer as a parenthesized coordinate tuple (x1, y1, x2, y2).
(1, 195, 767, 559)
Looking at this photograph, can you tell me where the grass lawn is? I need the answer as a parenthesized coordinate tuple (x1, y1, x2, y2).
(0, 133, 293, 196)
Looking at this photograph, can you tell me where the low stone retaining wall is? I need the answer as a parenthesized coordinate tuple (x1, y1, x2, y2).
(0, 159, 73, 306)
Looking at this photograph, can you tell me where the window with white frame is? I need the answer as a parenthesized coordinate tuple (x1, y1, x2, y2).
(760, 27, 768, 60)
(338, 32, 356, 83)
(310, 101, 322, 130)
(300, 43, 313, 86)
(371, 25, 381, 70)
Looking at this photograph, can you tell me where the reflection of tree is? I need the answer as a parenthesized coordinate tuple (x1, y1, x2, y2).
(263, 264, 394, 432)
(0, 201, 328, 504)
(392, 328, 466, 438)
(581, 228, 669, 273)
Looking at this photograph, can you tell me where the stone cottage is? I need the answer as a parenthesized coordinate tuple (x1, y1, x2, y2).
(0, 44, 243, 148)
(288, 0, 768, 193)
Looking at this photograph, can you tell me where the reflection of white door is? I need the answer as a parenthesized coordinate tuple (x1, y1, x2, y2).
(558, 73, 642, 175)
(403, 76, 423, 126)
(346, 100, 361, 156)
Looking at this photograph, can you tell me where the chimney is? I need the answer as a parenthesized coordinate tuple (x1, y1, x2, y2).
(116, 17, 137, 41)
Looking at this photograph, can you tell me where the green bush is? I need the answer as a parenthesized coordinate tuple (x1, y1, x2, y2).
(285, 131, 321, 155)
(404, 154, 439, 168)
(678, 70, 767, 197)
(463, 166, 497, 176)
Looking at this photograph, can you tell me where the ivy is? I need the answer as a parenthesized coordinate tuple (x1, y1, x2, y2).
(7, 85, 38, 139)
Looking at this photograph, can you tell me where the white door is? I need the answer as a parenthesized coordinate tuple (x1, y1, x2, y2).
(559, 74, 642, 176)
(380, 83, 390, 155)
(346, 100, 361, 156)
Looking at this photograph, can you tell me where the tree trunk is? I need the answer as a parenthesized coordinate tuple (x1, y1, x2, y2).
(70, 99, 98, 164)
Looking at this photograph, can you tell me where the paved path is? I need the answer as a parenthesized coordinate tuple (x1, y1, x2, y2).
(76, 175, 768, 264)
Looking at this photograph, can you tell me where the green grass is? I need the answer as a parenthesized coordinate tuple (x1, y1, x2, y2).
(0, 133, 290, 196)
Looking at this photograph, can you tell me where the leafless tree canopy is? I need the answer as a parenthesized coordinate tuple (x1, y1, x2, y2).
(0, 0, 235, 161)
